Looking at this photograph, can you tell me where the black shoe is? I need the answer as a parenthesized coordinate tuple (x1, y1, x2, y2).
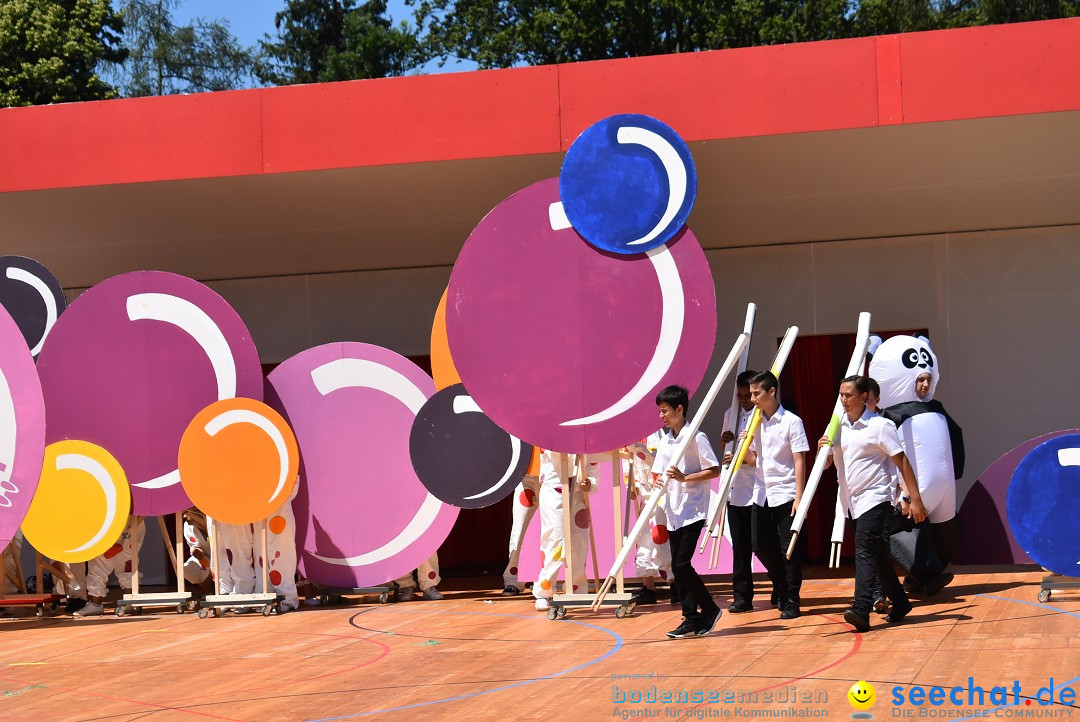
(770, 591, 779, 607)
(923, 572, 954, 597)
(873, 597, 891, 614)
(886, 597, 913, 623)
(64, 597, 86, 614)
(903, 576, 924, 595)
(502, 585, 522, 596)
(843, 608, 871, 633)
(696, 607, 722, 636)
(727, 601, 753, 613)
(670, 588, 682, 605)
(666, 619, 697, 639)
(780, 605, 801, 620)
(633, 587, 658, 605)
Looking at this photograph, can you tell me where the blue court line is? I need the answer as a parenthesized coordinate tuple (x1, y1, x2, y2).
(952, 594, 1080, 720)
(307, 609, 624, 720)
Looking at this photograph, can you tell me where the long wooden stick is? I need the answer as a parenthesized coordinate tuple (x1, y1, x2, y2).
(786, 312, 871, 559)
(559, 453, 574, 595)
(591, 330, 751, 610)
(700, 326, 800, 552)
(609, 452, 625, 595)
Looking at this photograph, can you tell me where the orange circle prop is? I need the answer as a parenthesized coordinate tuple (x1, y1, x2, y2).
(178, 398, 299, 524)
(430, 288, 462, 391)
(527, 445, 540, 476)
(22, 441, 132, 563)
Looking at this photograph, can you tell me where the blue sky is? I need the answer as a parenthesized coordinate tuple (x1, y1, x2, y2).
(170, 0, 477, 77)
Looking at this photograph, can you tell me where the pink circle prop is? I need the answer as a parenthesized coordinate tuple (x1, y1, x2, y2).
(0, 306, 46, 549)
(446, 178, 717, 453)
(36, 272, 263, 516)
(266, 342, 459, 588)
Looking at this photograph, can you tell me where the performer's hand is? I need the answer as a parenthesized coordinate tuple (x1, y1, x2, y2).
(668, 465, 686, 482)
(900, 499, 910, 516)
(907, 498, 928, 524)
(577, 477, 591, 490)
(817, 435, 831, 451)
(737, 430, 748, 442)
(791, 494, 802, 516)
(720, 431, 735, 444)
(722, 452, 733, 465)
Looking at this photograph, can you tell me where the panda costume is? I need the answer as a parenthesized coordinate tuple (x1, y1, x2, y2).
(868, 335, 965, 586)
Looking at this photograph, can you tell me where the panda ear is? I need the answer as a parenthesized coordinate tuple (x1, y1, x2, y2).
(917, 335, 931, 346)
(867, 335, 882, 357)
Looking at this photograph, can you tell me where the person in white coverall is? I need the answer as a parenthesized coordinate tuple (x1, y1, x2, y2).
(502, 472, 541, 595)
(629, 435, 672, 605)
(533, 450, 598, 611)
(75, 516, 144, 616)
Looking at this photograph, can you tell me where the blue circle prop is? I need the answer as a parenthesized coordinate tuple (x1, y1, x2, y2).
(1006, 433, 1080, 576)
(559, 114, 697, 255)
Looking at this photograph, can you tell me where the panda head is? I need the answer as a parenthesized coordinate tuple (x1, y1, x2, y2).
(866, 334, 939, 407)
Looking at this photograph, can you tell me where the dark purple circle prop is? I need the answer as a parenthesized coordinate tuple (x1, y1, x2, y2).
(409, 383, 533, 509)
(446, 178, 717, 453)
(36, 271, 263, 516)
(0, 256, 67, 359)
(266, 342, 459, 588)
(0, 306, 46, 549)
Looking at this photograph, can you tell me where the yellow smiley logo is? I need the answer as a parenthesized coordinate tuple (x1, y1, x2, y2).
(848, 680, 876, 710)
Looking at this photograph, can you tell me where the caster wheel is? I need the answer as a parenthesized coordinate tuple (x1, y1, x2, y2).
(1038, 590, 1051, 603)
(557, 607, 567, 619)
(378, 593, 389, 604)
(35, 604, 44, 618)
(213, 607, 223, 618)
(320, 593, 329, 605)
(261, 605, 273, 616)
(197, 608, 209, 619)
(176, 604, 186, 615)
(615, 606, 627, 619)
(115, 605, 127, 618)
(546, 607, 558, 620)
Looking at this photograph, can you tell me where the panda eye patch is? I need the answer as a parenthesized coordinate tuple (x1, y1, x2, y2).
(920, 349, 933, 367)
(902, 348, 919, 368)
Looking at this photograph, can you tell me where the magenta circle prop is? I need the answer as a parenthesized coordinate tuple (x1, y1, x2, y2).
(266, 342, 459, 588)
(446, 178, 717, 453)
(36, 271, 263, 516)
(0, 306, 46, 549)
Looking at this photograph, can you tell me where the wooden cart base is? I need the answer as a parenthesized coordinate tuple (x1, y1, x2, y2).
(196, 592, 282, 618)
(116, 591, 192, 617)
(0, 593, 64, 618)
(317, 586, 393, 606)
(548, 592, 635, 620)
(1037, 573, 1080, 603)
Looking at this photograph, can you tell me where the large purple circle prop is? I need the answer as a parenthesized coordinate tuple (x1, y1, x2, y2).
(266, 342, 459, 588)
(446, 178, 717, 453)
(0, 307, 46, 548)
(0, 255, 67, 359)
(36, 272, 263, 516)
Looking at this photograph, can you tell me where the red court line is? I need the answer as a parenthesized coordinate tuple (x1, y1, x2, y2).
(0, 673, 243, 721)
(754, 613, 863, 692)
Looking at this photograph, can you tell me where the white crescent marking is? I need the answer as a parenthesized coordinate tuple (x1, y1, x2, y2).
(451, 394, 523, 501)
(57, 453, 117, 554)
(126, 293, 238, 490)
(559, 244, 684, 426)
(548, 201, 573, 231)
(1056, 448, 1080, 467)
(204, 408, 290, 506)
(308, 357, 441, 566)
(617, 125, 688, 248)
(6, 267, 58, 356)
(0, 364, 17, 508)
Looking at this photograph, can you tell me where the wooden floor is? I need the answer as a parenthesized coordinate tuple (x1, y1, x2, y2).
(0, 569, 1077, 721)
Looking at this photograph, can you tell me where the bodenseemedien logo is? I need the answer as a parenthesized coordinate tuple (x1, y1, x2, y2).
(849, 680, 877, 719)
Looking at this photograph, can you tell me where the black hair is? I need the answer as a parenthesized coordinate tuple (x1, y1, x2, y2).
(736, 369, 758, 387)
(655, 385, 690, 417)
(749, 370, 778, 392)
(867, 377, 881, 398)
(841, 375, 871, 395)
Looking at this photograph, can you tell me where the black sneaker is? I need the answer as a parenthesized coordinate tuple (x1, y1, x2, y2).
(923, 572, 954, 597)
(727, 601, 753, 613)
(501, 585, 522, 596)
(666, 619, 697, 639)
(779, 605, 801, 620)
(903, 576, 923, 595)
(64, 597, 87, 614)
(843, 608, 871, 633)
(696, 607, 723, 636)
(633, 587, 658, 605)
(873, 597, 891, 614)
(886, 597, 913, 623)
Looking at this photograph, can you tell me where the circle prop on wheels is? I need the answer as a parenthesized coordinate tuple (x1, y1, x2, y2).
(179, 398, 299, 524)
(446, 178, 716, 454)
(1006, 433, 1080, 577)
(267, 342, 458, 588)
(22, 441, 131, 564)
(409, 384, 533, 509)
(559, 114, 697, 255)
(36, 271, 264, 516)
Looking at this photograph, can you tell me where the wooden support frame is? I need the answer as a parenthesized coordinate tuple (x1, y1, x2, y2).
(117, 514, 192, 616)
(199, 517, 280, 618)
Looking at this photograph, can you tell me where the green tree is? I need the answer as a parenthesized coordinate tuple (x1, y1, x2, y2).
(0, 0, 125, 107)
(258, 0, 424, 85)
(108, 0, 254, 97)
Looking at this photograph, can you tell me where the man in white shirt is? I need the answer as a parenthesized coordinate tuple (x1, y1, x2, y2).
(743, 371, 809, 620)
(718, 370, 760, 613)
(826, 375, 928, 633)
(652, 386, 722, 639)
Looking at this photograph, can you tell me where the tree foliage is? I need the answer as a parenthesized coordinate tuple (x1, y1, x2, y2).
(258, 0, 424, 85)
(108, 0, 254, 97)
(0, 0, 125, 107)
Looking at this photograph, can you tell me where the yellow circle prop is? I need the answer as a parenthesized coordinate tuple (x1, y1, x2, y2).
(178, 398, 299, 525)
(22, 441, 132, 563)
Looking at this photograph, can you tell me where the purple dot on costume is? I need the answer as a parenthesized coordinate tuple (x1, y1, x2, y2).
(659, 569, 668, 580)
(509, 566, 518, 575)
(427, 571, 437, 580)
(225, 548, 233, 565)
(573, 584, 579, 592)
(574, 509, 590, 529)
(554, 487, 563, 495)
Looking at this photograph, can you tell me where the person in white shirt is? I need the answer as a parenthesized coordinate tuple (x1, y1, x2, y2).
(718, 370, 760, 613)
(652, 386, 722, 639)
(742, 371, 809, 620)
(824, 375, 928, 633)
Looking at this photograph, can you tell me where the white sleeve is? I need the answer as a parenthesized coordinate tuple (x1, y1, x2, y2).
(696, 432, 720, 469)
(789, 416, 810, 454)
